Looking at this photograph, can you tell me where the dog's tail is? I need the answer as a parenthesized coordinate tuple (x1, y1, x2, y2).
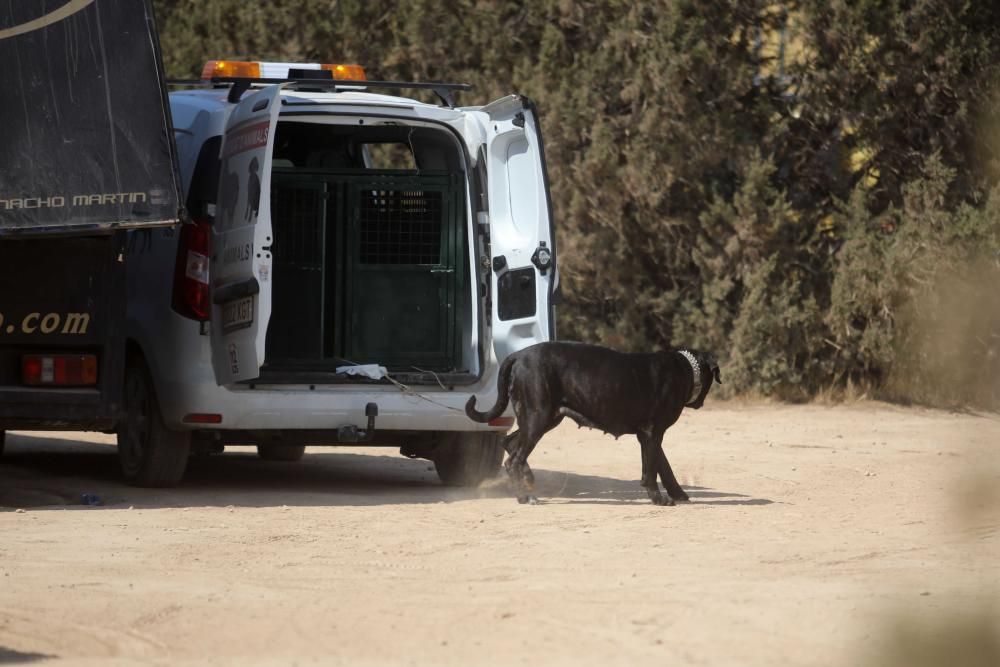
(465, 353, 517, 423)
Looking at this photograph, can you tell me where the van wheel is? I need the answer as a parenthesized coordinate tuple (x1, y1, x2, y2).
(432, 432, 504, 487)
(117, 359, 190, 487)
(256, 445, 306, 462)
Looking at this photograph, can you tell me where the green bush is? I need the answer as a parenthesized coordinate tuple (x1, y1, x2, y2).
(829, 156, 1000, 406)
(153, 0, 1000, 408)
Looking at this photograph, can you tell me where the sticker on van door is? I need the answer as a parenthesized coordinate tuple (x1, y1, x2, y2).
(245, 157, 261, 222)
(217, 121, 270, 233)
(228, 343, 239, 376)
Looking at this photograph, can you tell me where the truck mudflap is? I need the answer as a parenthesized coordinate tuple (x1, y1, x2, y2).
(0, 0, 182, 237)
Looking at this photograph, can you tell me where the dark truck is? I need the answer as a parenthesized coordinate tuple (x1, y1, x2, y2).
(0, 1, 181, 453)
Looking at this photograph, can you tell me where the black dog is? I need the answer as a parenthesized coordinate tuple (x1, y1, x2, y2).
(466, 342, 721, 505)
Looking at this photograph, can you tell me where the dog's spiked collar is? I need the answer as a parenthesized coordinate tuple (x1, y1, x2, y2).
(678, 349, 701, 404)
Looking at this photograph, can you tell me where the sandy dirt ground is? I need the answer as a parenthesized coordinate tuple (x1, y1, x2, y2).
(1, 402, 998, 666)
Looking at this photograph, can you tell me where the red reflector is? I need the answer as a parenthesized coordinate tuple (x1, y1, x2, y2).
(183, 413, 223, 424)
(22, 354, 98, 386)
(488, 416, 515, 428)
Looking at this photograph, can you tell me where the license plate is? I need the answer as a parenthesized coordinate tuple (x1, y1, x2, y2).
(221, 296, 253, 332)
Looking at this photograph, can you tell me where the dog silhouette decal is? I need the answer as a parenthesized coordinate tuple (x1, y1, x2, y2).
(245, 156, 261, 222)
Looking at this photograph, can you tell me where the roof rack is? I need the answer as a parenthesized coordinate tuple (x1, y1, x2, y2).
(165, 77, 473, 107)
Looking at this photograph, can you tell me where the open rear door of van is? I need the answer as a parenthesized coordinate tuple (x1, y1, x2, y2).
(210, 85, 282, 385)
(480, 95, 558, 362)
(0, 0, 181, 236)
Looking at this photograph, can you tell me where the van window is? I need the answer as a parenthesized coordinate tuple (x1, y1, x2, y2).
(363, 142, 416, 170)
(185, 135, 222, 219)
(271, 123, 462, 172)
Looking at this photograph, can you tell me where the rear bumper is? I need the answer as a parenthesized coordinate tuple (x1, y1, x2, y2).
(0, 386, 116, 430)
(158, 378, 510, 433)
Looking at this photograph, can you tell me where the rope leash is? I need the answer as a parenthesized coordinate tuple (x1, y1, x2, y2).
(385, 375, 466, 413)
(337, 359, 467, 413)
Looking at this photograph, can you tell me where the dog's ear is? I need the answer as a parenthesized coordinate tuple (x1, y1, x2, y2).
(702, 352, 722, 384)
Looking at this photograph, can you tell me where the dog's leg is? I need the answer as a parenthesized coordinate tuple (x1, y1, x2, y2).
(654, 438, 689, 502)
(502, 429, 525, 492)
(504, 455, 537, 505)
(511, 435, 541, 505)
(639, 432, 673, 506)
(505, 416, 556, 505)
(502, 429, 520, 457)
(501, 429, 535, 504)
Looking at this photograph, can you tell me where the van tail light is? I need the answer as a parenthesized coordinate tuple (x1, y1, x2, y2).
(22, 354, 98, 386)
(172, 220, 211, 321)
(183, 413, 223, 424)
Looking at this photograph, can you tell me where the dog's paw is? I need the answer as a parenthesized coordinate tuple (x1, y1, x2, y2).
(517, 494, 539, 505)
(650, 495, 675, 507)
(674, 490, 690, 502)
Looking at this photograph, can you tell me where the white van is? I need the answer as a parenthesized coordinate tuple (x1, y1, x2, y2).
(120, 61, 556, 487)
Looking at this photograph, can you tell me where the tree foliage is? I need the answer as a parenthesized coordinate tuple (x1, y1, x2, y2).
(153, 0, 1000, 408)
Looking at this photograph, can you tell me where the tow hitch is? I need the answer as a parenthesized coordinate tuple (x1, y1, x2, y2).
(337, 402, 378, 443)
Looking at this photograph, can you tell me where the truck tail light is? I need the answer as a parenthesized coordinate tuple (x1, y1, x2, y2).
(22, 354, 98, 386)
(172, 220, 211, 321)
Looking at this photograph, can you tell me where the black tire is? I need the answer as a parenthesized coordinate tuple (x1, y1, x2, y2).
(0, 430, 5, 458)
(256, 444, 306, 462)
(433, 432, 504, 487)
(117, 358, 190, 487)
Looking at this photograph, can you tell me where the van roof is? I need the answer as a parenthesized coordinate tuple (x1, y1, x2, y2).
(168, 87, 474, 121)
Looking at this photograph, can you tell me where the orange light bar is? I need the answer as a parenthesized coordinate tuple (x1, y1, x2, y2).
(201, 60, 262, 80)
(321, 63, 366, 80)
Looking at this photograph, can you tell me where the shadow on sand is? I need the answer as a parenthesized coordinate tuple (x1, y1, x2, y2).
(0, 646, 50, 664)
(0, 433, 772, 510)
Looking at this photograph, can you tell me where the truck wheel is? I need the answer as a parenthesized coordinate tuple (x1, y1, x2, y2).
(256, 445, 306, 462)
(117, 359, 190, 487)
(432, 432, 504, 487)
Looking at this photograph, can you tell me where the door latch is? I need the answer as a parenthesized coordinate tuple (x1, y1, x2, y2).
(531, 242, 552, 275)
